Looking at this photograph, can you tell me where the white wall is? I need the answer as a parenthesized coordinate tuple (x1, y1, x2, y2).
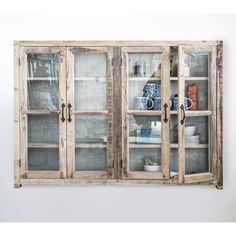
(0, 14, 235, 222)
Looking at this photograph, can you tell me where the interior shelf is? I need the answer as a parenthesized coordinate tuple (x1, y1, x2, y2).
(28, 77, 58, 81)
(128, 77, 208, 81)
(75, 77, 106, 81)
(127, 110, 162, 115)
(28, 143, 59, 148)
(75, 143, 107, 148)
(129, 143, 208, 149)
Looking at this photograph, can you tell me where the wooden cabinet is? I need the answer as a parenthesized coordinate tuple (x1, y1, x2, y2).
(14, 41, 223, 188)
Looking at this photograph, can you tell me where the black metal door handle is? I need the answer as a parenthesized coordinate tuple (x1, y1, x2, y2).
(68, 103, 72, 122)
(61, 103, 65, 122)
(163, 103, 168, 123)
(180, 104, 185, 125)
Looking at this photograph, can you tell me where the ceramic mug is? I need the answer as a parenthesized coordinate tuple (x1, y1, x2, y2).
(135, 97, 154, 110)
(153, 97, 172, 110)
(173, 97, 193, 110)
(143, 83, 161, 98)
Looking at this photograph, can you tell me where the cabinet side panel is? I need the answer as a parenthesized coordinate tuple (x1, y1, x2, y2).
(14, 42, 21, 188)
(216, 41, 223, 189)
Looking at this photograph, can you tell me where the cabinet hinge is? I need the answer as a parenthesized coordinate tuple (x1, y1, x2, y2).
(120, 159, 123, 168)
(18, 58, 20, 66)
(19, 159, 21, 168)
(120, 57, 122, 66)
(112, 160, 115, 168)
(112, 58, 114, 66)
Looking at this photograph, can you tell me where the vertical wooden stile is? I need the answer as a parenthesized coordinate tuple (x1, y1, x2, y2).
(178, 46, 185, 184)
(161, 47, 170, 179)
(66, 48, 75, 178)
(113, 47, 123, 179)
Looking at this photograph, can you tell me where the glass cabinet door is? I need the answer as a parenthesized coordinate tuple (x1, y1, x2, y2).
(20, 47, 66, 178)
(67, 47, 113, 179)
(177, 45, 217, 184)
(122, 47, 171, 179)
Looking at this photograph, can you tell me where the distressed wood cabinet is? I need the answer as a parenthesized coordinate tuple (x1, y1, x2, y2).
(14, 41, 223, 188)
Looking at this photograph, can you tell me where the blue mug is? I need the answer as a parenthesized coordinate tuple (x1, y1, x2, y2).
(143, 83, 161, 98)
(173, 97, 193, 110)
(135, 97, 154, 110)
(153, 97, 172, 110)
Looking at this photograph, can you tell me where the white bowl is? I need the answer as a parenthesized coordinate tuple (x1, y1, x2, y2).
(185, 126, 196, 136)
(144, 165, 161, 172)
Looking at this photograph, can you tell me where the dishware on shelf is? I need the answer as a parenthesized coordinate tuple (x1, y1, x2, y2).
(134, 97, 154, 110)
(136, 129, 161, 144)
(151, 121, 161, 136)
(185, 126, 196, 136)
(173, 95, 193, 110)
(143, 157, 161, 171)
(143, 82, 161, 98)
(185, 135, 200, 144)
(144, 164, 161, 171)
(153, 97, 172, 110)
(170, 171, 178, 177)
(187, 84, 198, 110)
(133, 60, 144, 77)
(184, 63, 190, 77)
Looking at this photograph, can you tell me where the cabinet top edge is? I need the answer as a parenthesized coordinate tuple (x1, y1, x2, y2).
(15, 40, 221, 47)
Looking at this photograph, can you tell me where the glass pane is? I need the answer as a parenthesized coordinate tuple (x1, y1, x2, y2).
(128, 53, 162, 110)
(185, 116, 209, 174)
(75, 148, 106, 171)
(75, 79, 106, 111)
(129, 149, 161, 171)
(28, 148, 59, 171)
(28, 115, 59, 144)
(185, 149, 208, 174)
(75, 53, 106, 78)
(74, 53, 107, 111)
(27, 53, 59, 111)
(129, 115, 162, 172)
(170, 114, 178, 144)
(75, 115, 107, 144)
(184, 53, 209, 111)
(170, 149, 178, 177)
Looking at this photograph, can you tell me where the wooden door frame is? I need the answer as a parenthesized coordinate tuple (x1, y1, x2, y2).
(120, 46, 171, 180)
(66, 46, 114, 179)
(15, 46, 67, 184)
(177, 44, 222, 187)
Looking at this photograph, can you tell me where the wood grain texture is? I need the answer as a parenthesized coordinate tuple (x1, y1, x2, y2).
(18, 41, 218, 47)
(126, 47, 163, 53)
(122, 48, 128, 177)
(14, 42, 21, 188)
(125, 171, 163, 180)
(106, 47, 114, 178)
(161, 47, 170, 179)
(19, 178, 217, 186)
(209, 47, 217, 177)
(113, 47, 123, 178)
(58, 47, 67, 179)
(216, 41, 223, 189)
(178, 46, 185, 184)
(19, 47, 28, 180)
(184, 172, 214, 184)
(66, 48, 76, 178)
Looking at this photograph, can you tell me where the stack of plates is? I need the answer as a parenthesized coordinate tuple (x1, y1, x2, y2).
(136, 129, 161, 144)
(185, 135, 200, 144)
